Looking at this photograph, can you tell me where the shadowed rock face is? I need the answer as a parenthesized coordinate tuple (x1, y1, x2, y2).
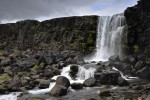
(0, 16, 98, 55)
(124, 0, 150, 57)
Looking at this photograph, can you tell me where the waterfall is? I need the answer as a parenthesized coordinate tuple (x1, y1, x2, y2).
(86, 13, 126, 62)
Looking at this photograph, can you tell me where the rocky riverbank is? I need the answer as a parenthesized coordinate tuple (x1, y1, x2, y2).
(0, 15, 98, 95)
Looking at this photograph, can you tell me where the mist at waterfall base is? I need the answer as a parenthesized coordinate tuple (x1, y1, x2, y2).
(85, 13, 126, 62)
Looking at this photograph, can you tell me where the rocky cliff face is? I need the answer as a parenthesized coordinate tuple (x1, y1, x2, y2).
(0, 16, 98, 54)
(124, 0, 150, 57)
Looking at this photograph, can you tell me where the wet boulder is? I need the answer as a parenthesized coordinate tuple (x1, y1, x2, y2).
(118, 77, 129, 86)
(99, 90, 111, 97)
(50, 76, 70, 96)
(71, 83, 83, 89)
(0, 57, 11, 66)
(43, 69, 53, 78)
(94, 70, 120, 85)
(83, 77, 96, 87)
(109, 55, 120, 63)
(50, 85, 67, 96)
(136, 66, 150, 80)
(35, 79, 50, 89)
(124, 55, 136, 65)
(113, 62, 133, 75)
(8, 75, 22, 91)
(56, 76, 70, 88)
(134, 61, 145, 71)
(69, 64, 79, 78)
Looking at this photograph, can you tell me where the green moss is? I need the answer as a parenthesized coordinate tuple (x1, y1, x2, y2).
(87, 31, 95, 44)
(32, 62, 45, 71)
(133, 45, 139, 53)
(0, 50, 4, 56)
(88, 47, 95, 51)
(32, 64, 40, 71)
(0, 74, 11, 81)
(121, 45, 129, 49)
(69, 42, 78, 47)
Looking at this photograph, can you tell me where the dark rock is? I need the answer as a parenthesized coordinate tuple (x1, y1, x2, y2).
(9, 75, 22, 91)
(69, 64, 79, 78)
(145, 58, 150, 65)
(99, 90, 111, 97)
(70, 64, 79, 72)
(44, 69, 53, 78)
(21, 77, 29, 86)
(113, 62, 133, 75)
(0, 57, 11, 66)
(58, 62, 66, 69)
(0, 84, 9, 94)
(118, 77, 129, 86)
(136, 54, 146, 61)
(109, 55, 120, 63)
(71, 83, 83, 89)
(94, 70, 120, 85)
(136, 66, 150, 80)
(134, 61, 145, 70)
(49, 76, 70, 96)
(50, 85, 67, 96)
(56, 76, 70, 88)
(31, 75, 40, 79)
(52, 67, 61, 76)
(0, 68, 4, 74)
(4, 66, 13, 75)
(83, 77, 96, 87)
(124, 55, 136, 65)
(16, 57, 38, 71)
(22, 49, 32, 57)
(37, 79, 50, 89)
(19, 87, 28, 94)
(45, 56, 55, 65)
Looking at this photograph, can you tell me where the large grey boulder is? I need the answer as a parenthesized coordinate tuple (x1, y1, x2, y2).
(83, 77, 96, 87)
(94, 70, 120, 85)
(50, 76, 70, 96)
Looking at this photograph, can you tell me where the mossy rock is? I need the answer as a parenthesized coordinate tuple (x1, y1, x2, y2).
(0, 50, 4, 56)
(0, 74, 11, 81)
(0, 84, 9, 94)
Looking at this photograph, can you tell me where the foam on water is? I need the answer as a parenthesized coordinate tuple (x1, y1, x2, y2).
(28, 65, 96, 95)
(0, 92, 20, 100)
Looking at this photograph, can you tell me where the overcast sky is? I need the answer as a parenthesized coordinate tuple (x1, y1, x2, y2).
(0, 0, 138, 23)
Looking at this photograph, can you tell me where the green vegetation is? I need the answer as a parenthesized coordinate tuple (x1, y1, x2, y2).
(87, 31, 95, 44)
(0, 74, 11, 81)
(32, 64, 40, 70)
(32, 62, 45, 71)
(121, 44, 129, 49)
(0, 50, 4, 56)
(133, 45, 139, 53)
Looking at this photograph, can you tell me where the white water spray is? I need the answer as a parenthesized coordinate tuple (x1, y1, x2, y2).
(28, 65, 96, 95)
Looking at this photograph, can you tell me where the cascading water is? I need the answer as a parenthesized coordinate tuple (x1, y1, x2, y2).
(28, 65, 96, 95)
(86, 13, 126, 62)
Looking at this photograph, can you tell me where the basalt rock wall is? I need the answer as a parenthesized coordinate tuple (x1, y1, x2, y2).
(0, 16, 98, 54)
(124, 0, 150, 57)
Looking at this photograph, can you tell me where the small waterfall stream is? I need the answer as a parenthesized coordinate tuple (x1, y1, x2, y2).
(28, 65, 96, 95)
